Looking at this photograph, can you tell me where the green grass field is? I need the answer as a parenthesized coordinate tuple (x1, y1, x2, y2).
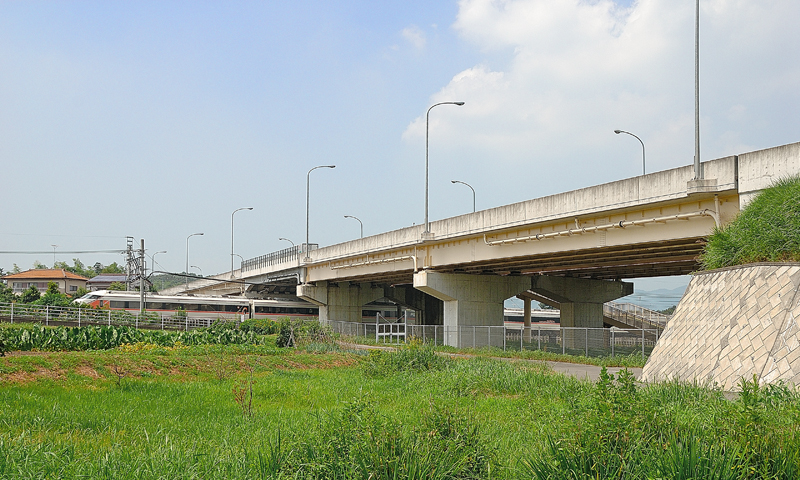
(1, 339, 799, 479)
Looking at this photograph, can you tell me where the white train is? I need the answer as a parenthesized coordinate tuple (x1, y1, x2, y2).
(74, 290, 318, 320)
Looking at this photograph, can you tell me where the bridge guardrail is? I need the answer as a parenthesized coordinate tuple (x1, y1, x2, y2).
(242, 244, 317, 272)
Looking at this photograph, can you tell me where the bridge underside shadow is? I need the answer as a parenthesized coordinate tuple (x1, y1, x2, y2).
(296, 272, 632, 348)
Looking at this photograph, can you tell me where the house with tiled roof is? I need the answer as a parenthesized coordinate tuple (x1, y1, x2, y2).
(2, 269, 89, 295)
(86, 273, 127, 291)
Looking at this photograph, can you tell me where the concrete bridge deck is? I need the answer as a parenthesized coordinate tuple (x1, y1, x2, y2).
(162, 141, 800, 347)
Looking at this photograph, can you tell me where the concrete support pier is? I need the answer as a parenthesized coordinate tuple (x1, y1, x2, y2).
(530, 275, 633, 349)
(297, 281, 384, 323)
(413, 271, 530, 347)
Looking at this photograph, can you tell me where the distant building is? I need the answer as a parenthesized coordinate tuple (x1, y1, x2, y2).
(2, 269, 89, 295)
(86, 273, 128, 291)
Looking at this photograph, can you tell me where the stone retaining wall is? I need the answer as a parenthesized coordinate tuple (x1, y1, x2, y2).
(641, 263, 800, 391)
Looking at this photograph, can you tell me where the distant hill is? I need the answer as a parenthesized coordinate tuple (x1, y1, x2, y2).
(624, 285, 688, 312)
(150, 273, 202, 292)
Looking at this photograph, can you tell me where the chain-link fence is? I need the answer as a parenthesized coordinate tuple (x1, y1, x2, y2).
(0, 302, 223, 331)
(328, 319, 659, 357)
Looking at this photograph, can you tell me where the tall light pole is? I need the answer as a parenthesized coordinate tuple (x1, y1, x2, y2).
(693, 0, 702, 179)
(51, 245, 58, 267)
(231, 207, 253, 276)
(306, 165, 335, 259)
(425, 101, 465, 234)
(149, 250, 167, 276)
(278, 237, 295, 248)
(450, 180, 476, 213)
(148, 251, 166, 291)
(614, 130, 646, 175)
(186, 233, 203, 289)
(344, 215, 363, 238)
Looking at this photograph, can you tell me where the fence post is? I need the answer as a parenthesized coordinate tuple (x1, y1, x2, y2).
(10, 302, 13, 323)
(641, 328, 645, 357)
(521, 328, 523, 351)
(538, 326, 541, 351)
(185, 317, 188, 331)
(585, 328, 588, 357)
(78, 308, 81, 328)
(612, 329, 615, 357)
(562, 327, 565, 355)
(46, 306, 49, 326)
(136, 314, 139, 329)
(488, 326, 491, 349)
(161, 314, 164, 330)
(108, 310, 111, 326)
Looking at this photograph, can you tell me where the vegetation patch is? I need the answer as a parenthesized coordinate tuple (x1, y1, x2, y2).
(701, 175, 800, 269)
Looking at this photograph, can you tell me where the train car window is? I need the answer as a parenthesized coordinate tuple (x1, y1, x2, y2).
(110, 301, 124, 308)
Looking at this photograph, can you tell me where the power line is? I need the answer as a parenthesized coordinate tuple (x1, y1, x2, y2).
(0, 250, 124, 255)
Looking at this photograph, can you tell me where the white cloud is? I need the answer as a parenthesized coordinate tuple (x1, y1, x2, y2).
(401, 25, 427, 49)
(403, 0, 800, 199)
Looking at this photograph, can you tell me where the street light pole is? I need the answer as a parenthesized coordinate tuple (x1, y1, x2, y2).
(306, 165, 335, 259)
(278, 237, 295, 248)
(694, 0, 702, 179)
(186, 233, 203, 289)
(148, 251, 166, 291)
(149, 250, 167, 276)
(450, 180, 476, 213)
(51, 245, 58, 266)
(231, 207, 253, 276)
(344, 215, 363, 238)
(425, 101, 465, 234)
(191, 265, 203, 277)
(614, 130, 646, 175)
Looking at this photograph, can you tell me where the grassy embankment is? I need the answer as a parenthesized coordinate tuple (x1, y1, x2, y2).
(701, 175, 800, 269)
(1, 333, 799, 479)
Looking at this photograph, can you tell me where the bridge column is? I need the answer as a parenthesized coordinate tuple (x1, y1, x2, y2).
(530, 276, 633, 351)
(413, 271, 530, 348)
(522, 296, 532, 341)
(297, 281, 384, 324)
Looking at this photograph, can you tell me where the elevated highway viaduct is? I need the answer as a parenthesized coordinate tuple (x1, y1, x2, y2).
(171, 141, 800, 347)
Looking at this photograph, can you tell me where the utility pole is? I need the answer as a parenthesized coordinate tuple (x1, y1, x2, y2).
(139, 239, 145, 316)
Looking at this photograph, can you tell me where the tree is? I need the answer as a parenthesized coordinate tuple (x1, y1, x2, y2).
(0, 283, 15, 303)
(11, 264, 21, 274)
(538, 302, 557, 310)
(72, 287, 90, 299)
(102, 262, 125, 274)
(19, 285, 41, 303)
(33, 261, 48, 269)
(108, 282, 127, 291)
(34, 282, 71, 307)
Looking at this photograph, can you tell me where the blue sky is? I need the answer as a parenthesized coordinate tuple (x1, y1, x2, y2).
(2, 0, 799, 295)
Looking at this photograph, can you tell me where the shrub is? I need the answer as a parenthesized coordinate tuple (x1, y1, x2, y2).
(362, 343, 450, 377)
(275, 318, 330, 348)
(240, 318, 278, 335)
